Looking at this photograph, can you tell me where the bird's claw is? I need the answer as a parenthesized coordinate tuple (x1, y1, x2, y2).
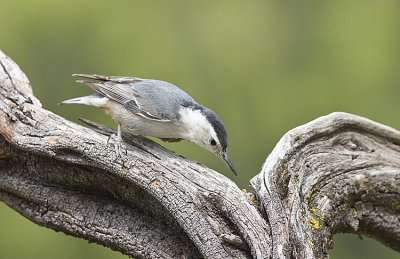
(106, 124, 127, 159)
(107, 134, 125, 158)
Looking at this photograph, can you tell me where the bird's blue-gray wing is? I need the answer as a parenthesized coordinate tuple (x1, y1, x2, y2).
(74, 74, 195, 122)
(131, 80, 196, 121)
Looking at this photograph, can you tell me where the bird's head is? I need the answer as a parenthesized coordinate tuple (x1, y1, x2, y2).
(179, 106, 237, 175)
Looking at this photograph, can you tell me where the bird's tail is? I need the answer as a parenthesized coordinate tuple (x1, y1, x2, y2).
(60, 94, 107, 107)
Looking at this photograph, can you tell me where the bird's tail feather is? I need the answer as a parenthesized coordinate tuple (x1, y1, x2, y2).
(60, 94, 107, 107)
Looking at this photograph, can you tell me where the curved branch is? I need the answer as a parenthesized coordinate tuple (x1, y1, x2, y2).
(1, 50, 399, 259)
(0, 50, 271, 259)
(251, 112, 400, 258)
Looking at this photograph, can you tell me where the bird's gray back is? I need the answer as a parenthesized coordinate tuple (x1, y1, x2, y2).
(75, 74, 198, 122)
(133, 80, 196, 121)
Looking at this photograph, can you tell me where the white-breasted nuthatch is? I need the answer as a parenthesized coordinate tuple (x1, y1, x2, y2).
(62, 74, 237, 175)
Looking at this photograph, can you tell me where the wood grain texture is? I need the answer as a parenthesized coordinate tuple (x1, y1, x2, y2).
(0, 50, 399, 259)
(250, 112, 400, 258)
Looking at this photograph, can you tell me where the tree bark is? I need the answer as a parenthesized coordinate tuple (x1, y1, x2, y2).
(0, 50, 399, 259)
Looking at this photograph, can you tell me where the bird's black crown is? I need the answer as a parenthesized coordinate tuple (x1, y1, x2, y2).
(201, 107, 228, 151)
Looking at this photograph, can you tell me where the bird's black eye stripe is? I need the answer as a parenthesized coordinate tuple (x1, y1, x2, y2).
(210, 139, 217, 146)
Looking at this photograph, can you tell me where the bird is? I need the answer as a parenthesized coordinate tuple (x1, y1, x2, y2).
(61, 74, 237, 175)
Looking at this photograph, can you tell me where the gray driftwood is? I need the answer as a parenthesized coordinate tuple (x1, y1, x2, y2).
(0, 50, 399, 259)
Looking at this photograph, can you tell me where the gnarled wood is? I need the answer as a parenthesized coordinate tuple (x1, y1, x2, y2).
(0, 50, 399, 259)
(0, 50, 270, 258)
(250, 113, 400, 258)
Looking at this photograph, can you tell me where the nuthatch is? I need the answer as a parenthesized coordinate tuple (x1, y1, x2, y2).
(62, 74, 237, 175)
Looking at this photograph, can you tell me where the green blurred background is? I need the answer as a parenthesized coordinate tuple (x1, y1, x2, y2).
(1, 0, 399, 258)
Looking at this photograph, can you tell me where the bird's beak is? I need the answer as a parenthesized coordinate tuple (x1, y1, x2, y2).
(221, 152, 237, 176)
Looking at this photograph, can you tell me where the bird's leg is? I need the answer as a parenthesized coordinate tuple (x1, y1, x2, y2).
(115, 124, 122, 157)
(107, 124, 126, 158)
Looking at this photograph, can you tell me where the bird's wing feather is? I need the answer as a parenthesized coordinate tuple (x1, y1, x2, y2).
(74, 74, 196, 122)
(131, 80, 196, 121)
(77, 80, 141, 114)
(73, 73, 144, 84)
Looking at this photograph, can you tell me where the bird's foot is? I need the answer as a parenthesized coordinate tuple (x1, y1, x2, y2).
(107, 134, 125, 158)
(106, 124, 127, 159)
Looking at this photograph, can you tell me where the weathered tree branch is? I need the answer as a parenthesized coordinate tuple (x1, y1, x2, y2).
(250, 112, 400, 258)
(0, 50, 399, 259)
(0, 50, 271, 258)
